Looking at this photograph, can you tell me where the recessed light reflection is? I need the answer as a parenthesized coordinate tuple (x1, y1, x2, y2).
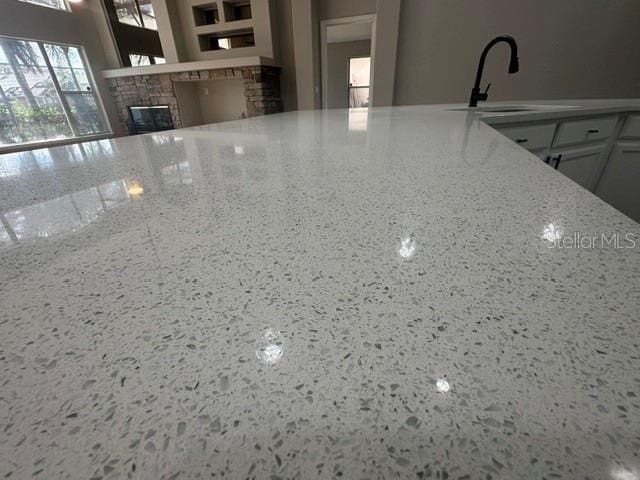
(436, 378, 450, 393)
(398, 237, 416, 259)
(126, 180, 144, 198)
(255, 328, 286, 366)
(542, 223, 562, 242)
(611, 465, 639, 480)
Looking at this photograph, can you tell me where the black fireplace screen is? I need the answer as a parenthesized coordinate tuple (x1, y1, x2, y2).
(129, 106, 174, 134)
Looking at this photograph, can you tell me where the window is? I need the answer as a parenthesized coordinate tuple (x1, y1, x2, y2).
(129, 54, 151, 66)
(348, 57, 370, 108)
(17, 0, 68, 11)
(0, 36, 108, 148)
(112, 0, 157, 30)
(128, 54, 165, 66)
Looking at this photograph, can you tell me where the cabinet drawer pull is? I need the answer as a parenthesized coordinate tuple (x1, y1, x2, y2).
(515, 138, 528, 143)
(554, 154, 563, 170)
(587, 129, 599, 134)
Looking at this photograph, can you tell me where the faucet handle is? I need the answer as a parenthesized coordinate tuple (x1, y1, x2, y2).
(477, 83, 491, 102)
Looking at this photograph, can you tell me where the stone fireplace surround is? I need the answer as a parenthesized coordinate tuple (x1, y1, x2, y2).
(104, 61, 282, 133)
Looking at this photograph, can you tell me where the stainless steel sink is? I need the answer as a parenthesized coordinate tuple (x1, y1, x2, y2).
(448, 104, 577, 113)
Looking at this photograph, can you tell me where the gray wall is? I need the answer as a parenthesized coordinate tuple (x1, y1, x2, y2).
(394, 0, 640, 105)
(197, 78, 246, 123)
(278, 0, 398, 110)
(0, 0, 123, 133)
(272, 0, 297, 111)
(317, 0, 377, 20)
(326, 40, 370, 108)
(175, 78, 246, 127)
(173, 82, 203, 127)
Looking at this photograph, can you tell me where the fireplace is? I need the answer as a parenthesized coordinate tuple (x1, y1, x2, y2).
(106, 64, 282, 134)
(128, 105, 175, 134)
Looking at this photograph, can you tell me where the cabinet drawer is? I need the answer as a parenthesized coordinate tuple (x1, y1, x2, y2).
(554, 116, 617, 147)
(498, 123, 555, 151)
(620, 115, 640, 139)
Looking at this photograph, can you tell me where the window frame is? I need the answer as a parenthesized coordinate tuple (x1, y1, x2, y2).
(112, 0, 157, 31)
(127, 52, 165, 66)
(0, 35, 112, 153)
(16, 0, 71, 12)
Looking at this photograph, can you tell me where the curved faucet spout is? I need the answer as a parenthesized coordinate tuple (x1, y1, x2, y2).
(468, 35, 519, 107)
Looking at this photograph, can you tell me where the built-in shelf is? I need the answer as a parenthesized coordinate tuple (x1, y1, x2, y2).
(222, 0, 252, 22)
(193, 18, 253, 35)
(193, 3, 219, 26)
(192, 0, 251, 29)
(198, 28, 255, 52)
(102, 56, 279, 79)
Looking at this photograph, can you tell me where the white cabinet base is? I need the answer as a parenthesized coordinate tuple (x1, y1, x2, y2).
(553, 146, 606, 191)
(595, 143, 640, 222)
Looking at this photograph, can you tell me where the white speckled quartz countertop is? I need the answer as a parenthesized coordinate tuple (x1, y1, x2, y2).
(1, 100, 639, 479)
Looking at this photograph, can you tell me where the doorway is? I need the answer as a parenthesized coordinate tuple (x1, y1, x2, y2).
(321, 15, 375, 109)
(348, 57, 371, 108)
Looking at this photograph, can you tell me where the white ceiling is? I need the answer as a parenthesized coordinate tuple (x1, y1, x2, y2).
(326, 21, 372, 44)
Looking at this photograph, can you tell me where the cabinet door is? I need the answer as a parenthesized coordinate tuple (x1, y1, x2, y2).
(553, 146, 605, 191)
(620, 115, 640, 140)
(595, 143, 640, 222)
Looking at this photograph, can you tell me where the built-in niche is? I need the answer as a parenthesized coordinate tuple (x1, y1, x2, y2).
(192, 0, 251, 27)
(198, 28, 255, 51)
(174, 78, 247, 127)
(222, 0, 252, 21)
(193, 3, 219, 26)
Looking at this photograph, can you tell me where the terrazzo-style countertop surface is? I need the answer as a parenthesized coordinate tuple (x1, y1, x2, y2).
(1, 101, 640, 479)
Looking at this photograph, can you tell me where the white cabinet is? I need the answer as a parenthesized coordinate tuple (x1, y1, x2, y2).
(493, 112, 638, 222)
(553, 145, 606, 191)
(554, 116, 618, 147)
(595, 142, 640, 222)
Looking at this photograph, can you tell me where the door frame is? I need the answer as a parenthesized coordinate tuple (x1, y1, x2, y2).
(320, 14, 376, 110)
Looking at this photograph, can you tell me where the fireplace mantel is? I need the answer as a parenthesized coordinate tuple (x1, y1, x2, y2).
(102, 56, 280, 79)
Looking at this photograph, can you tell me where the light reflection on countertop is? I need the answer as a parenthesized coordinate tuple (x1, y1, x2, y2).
(255, 328, 286, 367)
(610, 465, 640, 480)
(435, 378, 451, 393)
(541, 222, 563, 242)
(0, 101, 639, 479)
(0, 178, 134, 248)
(398, 236, 416, 259)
